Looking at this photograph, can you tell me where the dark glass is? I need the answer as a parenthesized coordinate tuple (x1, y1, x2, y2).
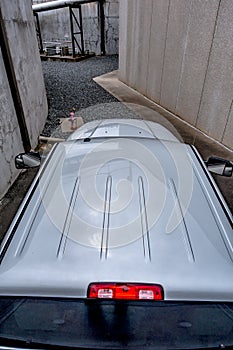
(0, 298, 232, 349)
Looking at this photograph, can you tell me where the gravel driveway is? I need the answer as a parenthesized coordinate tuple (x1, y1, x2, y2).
(41, 55, 138, 137)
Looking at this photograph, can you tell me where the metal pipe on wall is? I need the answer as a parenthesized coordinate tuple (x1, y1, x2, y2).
(33, 0, 98, 13)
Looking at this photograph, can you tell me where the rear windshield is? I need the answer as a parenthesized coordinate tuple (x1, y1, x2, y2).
(0, 298, 233, 349)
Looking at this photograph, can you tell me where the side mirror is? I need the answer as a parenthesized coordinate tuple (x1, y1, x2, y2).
(15, 152, 41, 169)
(206, 156, 233, 177)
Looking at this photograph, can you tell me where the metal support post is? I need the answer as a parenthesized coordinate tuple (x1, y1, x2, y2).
(69, 5, 85, 57)
(78, 5, 84, 55)
(69, 6, 75, 57)
(34, 12, 44, 54)
(99, 0, 105, 55)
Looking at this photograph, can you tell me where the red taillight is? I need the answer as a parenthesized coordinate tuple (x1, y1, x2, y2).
(87, 283, 163, 300)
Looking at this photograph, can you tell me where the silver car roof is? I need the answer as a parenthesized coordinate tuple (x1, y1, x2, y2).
(0, 120, 233, 301)
(67, 119, 180, 142)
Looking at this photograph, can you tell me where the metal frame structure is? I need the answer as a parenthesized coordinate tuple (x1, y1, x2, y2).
(69, 5, 84, 56)
(33, 0, 105, 58)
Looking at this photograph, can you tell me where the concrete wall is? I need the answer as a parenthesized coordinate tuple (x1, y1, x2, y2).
(119, 0, 233, 150)
(33, 0, 119, 55)
(0, 0, 48, 198)
(0, 48, 24, 197)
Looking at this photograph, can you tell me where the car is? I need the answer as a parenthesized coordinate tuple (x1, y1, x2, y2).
(0, 119, 233, 350)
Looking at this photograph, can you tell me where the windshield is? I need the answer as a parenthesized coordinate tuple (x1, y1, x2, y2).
(0, 298, 233, 349)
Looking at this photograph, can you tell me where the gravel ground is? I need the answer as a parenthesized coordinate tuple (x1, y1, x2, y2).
(42, 55, 138, 137)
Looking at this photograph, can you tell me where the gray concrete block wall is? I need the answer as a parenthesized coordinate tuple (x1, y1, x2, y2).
(119, 0, 153, 92)
(175, 0, 219, 125)
(105, 0, 119, 54)
(119, 0, 233, 150)
(223, 102, 233, 147)
(118, 0, 130, 85)
(131, 0, 152, 95)
(146, 0, 169, 103)
(1, 0, 48, 148)
(0, 0, 48, 198)
(196, 0, 233, 143)
(0, 48, 24, 197)
(38, 8, 71, 42)
(160, 0, 191, 112)
(82, 4, 100, 54)
(35, 0, 119, 55)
